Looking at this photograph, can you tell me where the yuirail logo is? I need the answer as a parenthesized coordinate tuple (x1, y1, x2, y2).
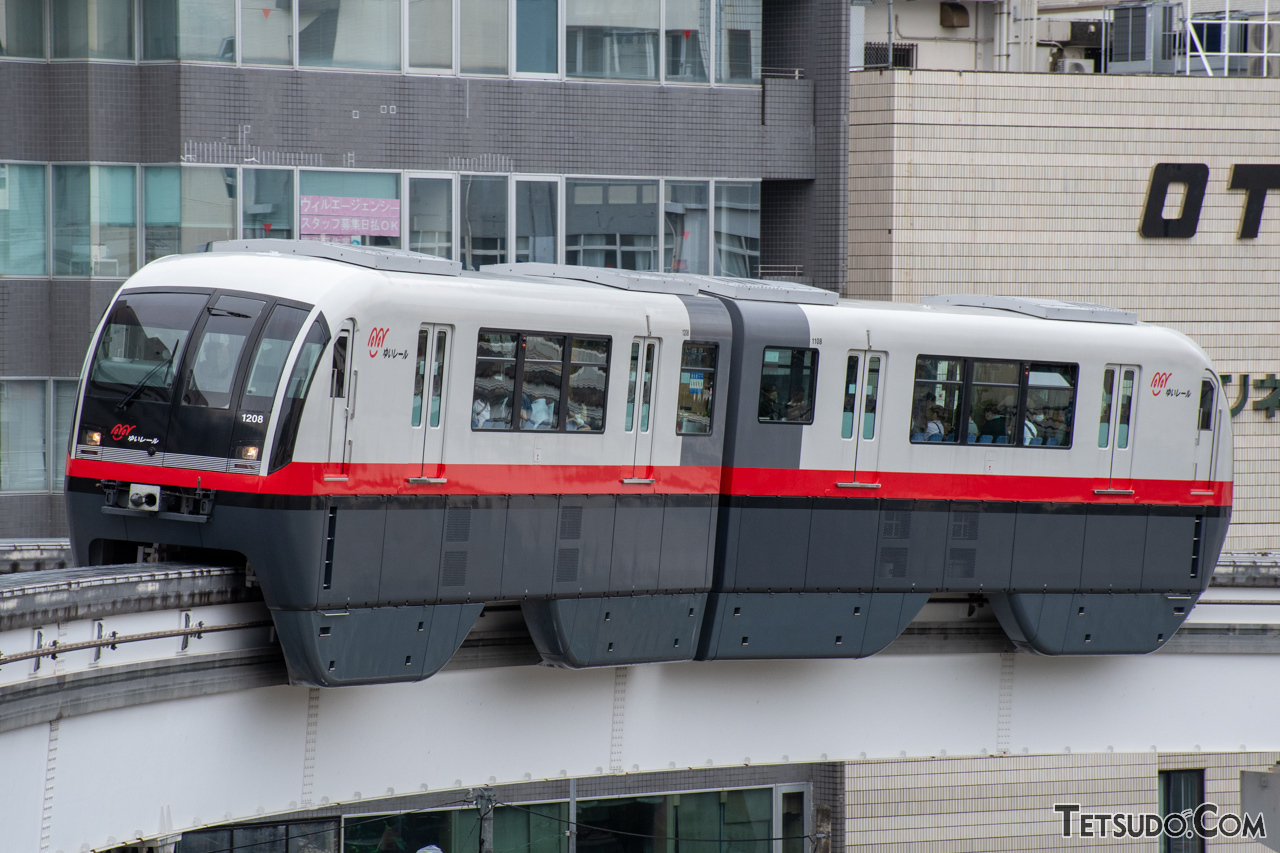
(110, 423, 137, 440)
(368, 326, 390, 358)
(1151, 372, 1173, 396)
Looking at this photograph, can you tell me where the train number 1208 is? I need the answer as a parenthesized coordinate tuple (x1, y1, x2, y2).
(241, 413, 265, 424)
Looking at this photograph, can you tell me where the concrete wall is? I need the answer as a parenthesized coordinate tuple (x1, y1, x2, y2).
(847, 69, 1280, 551)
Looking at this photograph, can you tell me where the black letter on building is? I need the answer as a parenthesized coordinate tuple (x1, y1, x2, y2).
(1140, 163, 1209, 238)
(1056, 804, 1080, 837)
(1229, 164, 1280, 239)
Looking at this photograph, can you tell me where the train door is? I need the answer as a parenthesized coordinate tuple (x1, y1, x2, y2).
(624, 337, 660, 483)
(1192, 370, 1219, 492)
(410, 324, 452, 482)
(327, 321, 355, 476)
(1097, 364, 1139, 493)
(837, 351, 885, 489)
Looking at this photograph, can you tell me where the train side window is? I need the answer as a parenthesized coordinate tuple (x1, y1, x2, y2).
(330, 332, 348, 398)
(969, 360, 1019, 445)
(842, 355, 859, 439)
(429, 330, 448, 428)
(411, 329, 430, 427)
(472, 330, 610, 432)
(473, 332, 518, 429)
(912, 356, 965, 443)
(568, 337, 609, 431)
(269, 318, 330, 473)
(677, 343, 717, 435)
(625, 343, 641, 431)
(521, 335, 565, 430)
(1098, 368, 1116, 447)
(1023, 363, 1077, 448)
(863, 356, 881, 439)
(1117, 369, 1135, 449)
(759, 347, 817, 424)
(1198, 379, 1214, 431)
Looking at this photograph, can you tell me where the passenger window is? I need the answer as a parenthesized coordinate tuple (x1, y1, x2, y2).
(429, 330, 447, 428)
(568, 337, 609, 431)
(1098, 368, 1116, 448)
(473, 332, 518, 429)
(1117, 369, 1135, 448)
(969, 361, 1019, 445)
(842, 356, 859, 439)
(677, 343, 718, 435)
(330, 332, 348, 398)
(1198, 380, 1214, 431)
(472, 330, 610, 432)
(626, 342, 640, 431)
(912, 357, 965, 442)
(411, 329, 430, 427)
(521, 335, 565, 430)
(863, 356, 880, 439)
(1024, 364, 1076, 447)
(759, 347, 817, 424)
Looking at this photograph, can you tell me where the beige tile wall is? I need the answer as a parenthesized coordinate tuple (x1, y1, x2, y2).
(848, 70, 1280, 550)
(846, 751, 1280, 851)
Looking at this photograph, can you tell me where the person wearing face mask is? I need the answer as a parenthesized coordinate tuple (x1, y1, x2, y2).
(1024, 399, 1048, 444)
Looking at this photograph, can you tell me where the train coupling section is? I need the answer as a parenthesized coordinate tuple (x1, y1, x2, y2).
(99, 479, 217, 523)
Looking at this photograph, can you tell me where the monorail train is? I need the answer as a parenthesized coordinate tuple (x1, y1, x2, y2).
(64, 241, 1233, 686)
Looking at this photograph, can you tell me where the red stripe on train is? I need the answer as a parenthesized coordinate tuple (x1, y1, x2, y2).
(65, 457, 1232, 507)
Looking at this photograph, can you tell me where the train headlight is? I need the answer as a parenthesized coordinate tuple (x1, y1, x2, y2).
(237, 445, 261, 461)
(81, 428, 102, 446)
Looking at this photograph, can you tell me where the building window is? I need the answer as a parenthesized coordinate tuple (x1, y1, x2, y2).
(243, 168, 294, 239)
(0, 164, 47, 276)
(717, 1, 760, 82)
(666, 0, 710, 82)
(300, 170, 401, 247)
(141, 0, 236, 61)
(460, 174, 508, 269)
(240, 0, 293, 65)
(517, 0, 558, 73)
(410, 177, 453, 259)
(0, 379, 76, 493)
(665, 180, 709, 274)
(0, 0, 45, 57)
(143, 166, 236, 262)
(52, 165, 137, 278)
(515, 180, 557, 263)
(567, 179, 658, 270)
(52, 0, 135, 59)
(578, 789, 773, 853)
(408, 0, 452, 70)
(714, 181, 759, 277)
(298, 0, 401, 70)
(460, 0, 508, 74)
(1160, 769, 1204, 853)
(566, 0, 659, 80)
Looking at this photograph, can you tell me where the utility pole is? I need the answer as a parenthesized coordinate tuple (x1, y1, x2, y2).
(471, 787, 495, 853)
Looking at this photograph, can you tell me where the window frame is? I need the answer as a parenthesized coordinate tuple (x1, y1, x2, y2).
(471, 327, 611, 433)
(910, 354, 1080, 449)
(0, 376, 81, 495)
(675, 340, 718, 436)
(757, 345, 819, 425)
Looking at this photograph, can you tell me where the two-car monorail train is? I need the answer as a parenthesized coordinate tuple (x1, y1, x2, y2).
(64, 241, 1232, 686)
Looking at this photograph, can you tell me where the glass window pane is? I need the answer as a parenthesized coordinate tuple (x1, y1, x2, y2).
(517, 0, 557, 73)
(1098, 367, 1115, 448)
(640, 342, 655, 431)
(288, 821, 339, 853)
(781, 792, 805, 853)
(412, 328, 430, 426)
(242, 304, 308, 410)
(0, 380, 47, 491)
(567, 179, 657, 270)
(714, 181, 759, 277)
(718, 0, 760, 83)
(461, 0, 507, 74)
(243, 168, 295, 239)
(241, 0, 292, 64)
(568, 336, 607, 431)
(53, 165, 137, 278)
(863, 356, 880, 439)
(665, 0, 709, 81)
(566, 0, 658, 80)
(1198, 380, 1214, 431)
(460, 175, 507, 269)
(521, 334, 564, 430)
(299, 0, 400, 69)
(494, 804, 567, 853)
(270, 319, 329, 472)
(429, 330, 446, 427)
(664, 180, 708, 274)
(759, 346, 816, 423)
(842, 355, 858, 439)
(53, 0, 134, 58)
(143, 0, 236, 60)
(408, 0, 451, 69)
(969, 359, 1018, 445)
(1118, 369, 1135, 449)
(185, 295, 266, 409)
(912, 356, 963, 443)
(300, 170, 401, 248)
(0, 0, 45, 57)
(474, 332, 518, 430)
(516, 181, 557, 263)
(330, 332, 348, 397)
(0, 164, 47, 276)
(53, 380, 77, 488)
(145, 166, 236, 262)
(233, 825, 286, 852)
(88, 291, 207, 401)
(1025, 362, 1076, 447)
(177, 830, 232, 853)
(410, 177, 453, 259)
(677, 343, 716, 435)
(625, 341, 639, 430)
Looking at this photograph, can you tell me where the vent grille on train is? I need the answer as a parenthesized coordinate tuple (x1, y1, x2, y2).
(442, 551, 468, 586)
(882, 511, 911, 540)
(878, 547, 909, 578)
(951, 512, 979, 541)
(947, 548, 977, 578)
(559, 506, 584, 540)
(556, 548, 580, 583)
(445, 507, 472, 542)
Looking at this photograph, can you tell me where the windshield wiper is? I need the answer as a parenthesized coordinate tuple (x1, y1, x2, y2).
(115, 339, 179, 412)
(208, 307, 252, 319)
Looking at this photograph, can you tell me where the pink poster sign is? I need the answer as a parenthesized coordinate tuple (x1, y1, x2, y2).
(300, 195, 401, 237)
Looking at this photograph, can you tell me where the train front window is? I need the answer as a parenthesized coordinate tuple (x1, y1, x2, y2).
(183, 295, 266, 409)
(240, 305, 308, 411)
(88, 291, 209, 403)
(269, 318, 330, 473)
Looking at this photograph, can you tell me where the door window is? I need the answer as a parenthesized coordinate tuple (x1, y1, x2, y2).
(330, 332, 349, 398)
(841, 355, 858, 439)
(1098, 367, 1116, 448)
(863, 356, 881, 439)
(1117, 369, 1135, 449)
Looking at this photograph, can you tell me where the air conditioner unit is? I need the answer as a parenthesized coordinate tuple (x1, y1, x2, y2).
(1055, 58, 1096, 72)
(1248, 55, 1280, 76)
(1107, 3, 1179, 74)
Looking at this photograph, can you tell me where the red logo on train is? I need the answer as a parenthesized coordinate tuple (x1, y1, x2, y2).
(368, 327, 390, 358)
(110, 423, 136, 440)
(1150, 372, 1173, 396)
